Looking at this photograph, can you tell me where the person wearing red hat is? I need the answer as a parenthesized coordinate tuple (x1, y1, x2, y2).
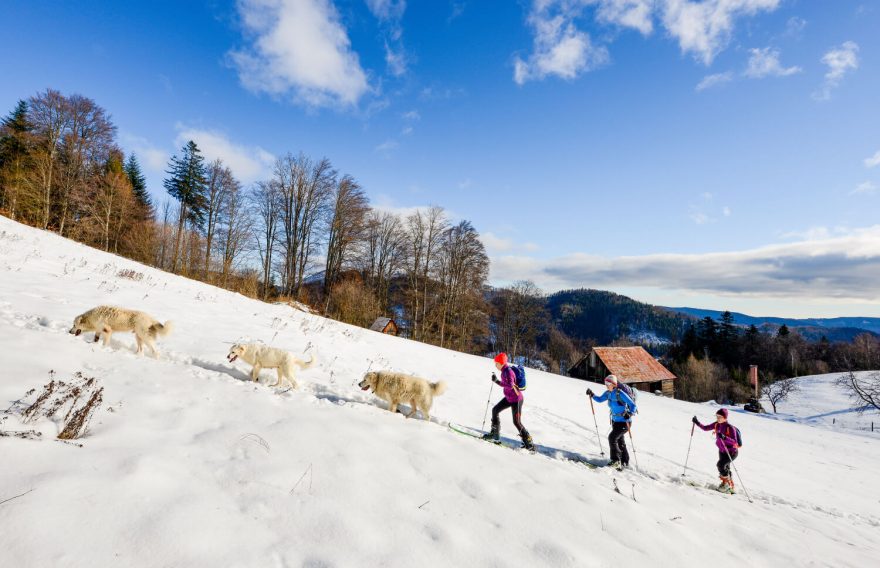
(693, 408, 742, 493)
(482, 352, 534, 450)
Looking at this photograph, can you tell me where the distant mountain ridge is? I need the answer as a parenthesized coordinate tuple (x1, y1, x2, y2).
(665, 307, 880, 341)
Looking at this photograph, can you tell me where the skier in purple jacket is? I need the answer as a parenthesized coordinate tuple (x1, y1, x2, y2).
(693, 408, 741, 493)
(482, 352, 534, 450)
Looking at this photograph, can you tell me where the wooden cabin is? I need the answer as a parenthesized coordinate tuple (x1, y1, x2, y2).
(569, 346, 676, 397)
(369, 317, 399, 336)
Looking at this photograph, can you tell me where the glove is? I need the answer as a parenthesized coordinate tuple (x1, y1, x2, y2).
(692, 416, 699, 425)
(491, 373, 498, 382)
(586, 388, 594, 397)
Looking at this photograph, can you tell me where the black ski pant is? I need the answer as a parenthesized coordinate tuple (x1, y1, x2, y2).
(608, 421, 630, 466)
(491, 398, 529, 438)
(717, 449, 738, 477)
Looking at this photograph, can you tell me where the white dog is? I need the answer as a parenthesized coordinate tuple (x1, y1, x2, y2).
(358, 371, 447, 421)
(227, 343, 316, 388)
(69, 305, 173, 356)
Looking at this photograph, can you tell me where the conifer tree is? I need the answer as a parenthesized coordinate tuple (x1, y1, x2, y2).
(0, 100, 33, 219)
(124, 153, 152, 215)
(163, 140, 207, 272)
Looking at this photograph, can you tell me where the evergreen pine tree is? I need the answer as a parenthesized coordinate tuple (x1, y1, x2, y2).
(124, 153, 152, 215)
(777, 324, 790, 338)
(0, 100, 32, 217)
(164, 140, 208, 271)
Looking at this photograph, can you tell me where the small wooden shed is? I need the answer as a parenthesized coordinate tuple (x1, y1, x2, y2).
(369, 317, 399, 336)
(569, 346, 676, 397)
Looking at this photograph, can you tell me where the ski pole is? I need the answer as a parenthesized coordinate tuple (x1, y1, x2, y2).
(721, 436, 753, 503)
(481, 380, 494, 431)
(588, 396, 605, 457)
(682, 422, 695, 477)
(626, 421, 639, 470)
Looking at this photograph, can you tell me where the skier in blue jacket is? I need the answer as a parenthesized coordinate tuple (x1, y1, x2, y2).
(586, 374, 637, 469)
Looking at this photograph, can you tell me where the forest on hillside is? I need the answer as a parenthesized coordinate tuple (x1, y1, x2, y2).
(3, 88, 878, 405)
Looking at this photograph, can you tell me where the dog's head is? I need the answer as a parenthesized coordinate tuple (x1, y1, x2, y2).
(227, 344, 246, 363)
(359, 372, 378, 392)
(69, 315, 85, 337)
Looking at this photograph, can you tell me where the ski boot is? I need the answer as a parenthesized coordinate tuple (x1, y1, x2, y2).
(520, 430, 535, 451)
(609, 461, 623, 471)
(481, 421, 500, 442)
(717, 476, 734, 494)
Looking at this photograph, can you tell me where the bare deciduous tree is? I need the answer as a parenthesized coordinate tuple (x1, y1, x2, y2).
(323, 175, 370, 304)
(435, 220, 489, 350)
(251, 180, 281, 298)
(27, 89, 70, 229)
(837, 371, 880, 412)
(275, 153, 335, 298)
(216, 174, 249, 288)
(493, 280, 546, 362)
(360, 210, 406, 312)
(403, 206, 447, 341)
(202, 159, 238, 279)
(761, 376, 800, 413)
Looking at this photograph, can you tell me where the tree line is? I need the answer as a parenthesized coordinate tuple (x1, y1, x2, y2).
(0, 89, 490, 354)
(3, 89, 876, 390)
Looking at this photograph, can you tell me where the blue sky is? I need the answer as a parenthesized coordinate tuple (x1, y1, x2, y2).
(2, 1, 879, 317)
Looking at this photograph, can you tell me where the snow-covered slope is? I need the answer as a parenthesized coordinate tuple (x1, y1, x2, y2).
(1, 215, 878, 567)
(760, 372, 880, 436)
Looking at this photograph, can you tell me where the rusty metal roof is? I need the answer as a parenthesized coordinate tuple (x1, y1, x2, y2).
(592, 347, 676, 383)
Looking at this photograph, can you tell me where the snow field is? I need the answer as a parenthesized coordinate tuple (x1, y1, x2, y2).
(1, 215, 879, 567)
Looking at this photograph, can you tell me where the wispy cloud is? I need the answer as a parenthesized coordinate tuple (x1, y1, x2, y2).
(851, 181, 877, 196)
(366, 0, 408, 76)
(374, 139, 399, 156)
(660, 0, 781, 65)
(174, 125, 274, 184)
(491, 225, 880, 302)
(864, 150, 880, 169)
(696, 71, 733, 91)
(744, 47, 801, 78)
(229, 0, 369, 108)
(784, 16, 807, 38)
(813, 41, 859, 101)
(482, 232, 539, 254)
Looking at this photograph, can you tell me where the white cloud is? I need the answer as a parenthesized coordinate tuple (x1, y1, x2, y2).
(689, 211, 711, 225)
(695, 71, 733, 91)
(490, 225, 880, 301)
(366, 0, 408, 76)
(515, 1, 782, 84)
(229, 0, 369, 107)
(660, 0, 781, 65)
(865, 150, 880, 169)
(175, 125, 274, 184)
(482, 232, 540, 254)
(744, 47, 801, 78)
(784, 16, 807, 37)
(514, 3, 610, 85)
(457, 178, 473, 190)
(119, 133, 168, 173)
(722, 206, 731, 217)
(402, 110, 420, 121)
(851, 181, 877, 196)
(596, 0, 654, 35)
(374, 139, 399, 155)
(814, 41, 859, 101)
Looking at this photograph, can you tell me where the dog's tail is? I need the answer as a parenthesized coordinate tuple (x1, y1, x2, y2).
(430, 380, 447, 396)
(295, 353, 317, 370)
(150, 320, 174, 337)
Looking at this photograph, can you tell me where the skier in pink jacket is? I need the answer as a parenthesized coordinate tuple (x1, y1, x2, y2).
(482, 353, 534, 450)
(693, 408, 742, 493)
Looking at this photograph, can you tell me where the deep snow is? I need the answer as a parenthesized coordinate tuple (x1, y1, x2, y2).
(1, 215, 878, 567)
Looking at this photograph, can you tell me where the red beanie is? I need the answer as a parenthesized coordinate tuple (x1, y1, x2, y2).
(494, 353, 508, 366)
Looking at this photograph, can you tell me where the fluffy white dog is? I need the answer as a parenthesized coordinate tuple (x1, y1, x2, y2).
(69, 305, 173, 356)
(358, 370, 447, 421)
(227, 343, 316, 388)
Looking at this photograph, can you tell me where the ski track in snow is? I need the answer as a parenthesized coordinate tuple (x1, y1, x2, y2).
(1, 216, 880, 567)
